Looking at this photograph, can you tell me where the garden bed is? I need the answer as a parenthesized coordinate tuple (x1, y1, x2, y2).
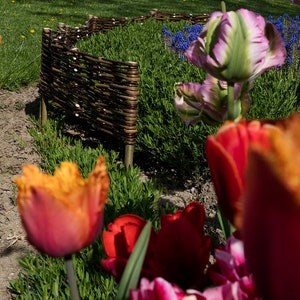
(38, 10, 209, 166)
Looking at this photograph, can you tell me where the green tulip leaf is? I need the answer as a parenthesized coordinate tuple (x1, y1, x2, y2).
(116, 221, 152, 300)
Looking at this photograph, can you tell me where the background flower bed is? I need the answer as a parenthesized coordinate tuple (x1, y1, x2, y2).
(1, 0, 299, 298)
(9, 9, 300, 299)
(75, 16, 299, 176)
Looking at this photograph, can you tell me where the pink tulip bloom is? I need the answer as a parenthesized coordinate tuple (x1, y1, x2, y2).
(204, 235, 261, 299)
(174, 75, 251, 125)
(206, 119, 274, 229)
(130, 277, 205, 300)
(243, 113, 300, 299)
(185, 9, 287, 82)
(14, 156, 109, 257)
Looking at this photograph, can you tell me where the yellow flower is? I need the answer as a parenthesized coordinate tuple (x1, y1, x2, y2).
(14, 156, 109, 257)
(29, 29, 35, 34)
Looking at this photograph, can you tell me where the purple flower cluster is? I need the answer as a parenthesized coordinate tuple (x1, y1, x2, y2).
(162, 14, 299, 67)
(267, 14, 299, 68)
(161, 24, 203, 60)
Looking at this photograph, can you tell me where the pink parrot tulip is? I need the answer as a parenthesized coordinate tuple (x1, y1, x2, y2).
(205, 235, 261, 299)
(185, 9, 287, 83)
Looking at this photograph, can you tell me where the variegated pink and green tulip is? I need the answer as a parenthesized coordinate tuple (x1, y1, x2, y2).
(174, 74, 251, 125)
(185, 9, 287, 83)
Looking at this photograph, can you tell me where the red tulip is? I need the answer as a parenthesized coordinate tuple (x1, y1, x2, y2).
(101, 214, 153, 281)
(14, 156, 109, 257)
(101, 202, 211, 290)
(149, 202, 211, 290)
(206, 120, 274, 228)
(243, 113, 300, 299)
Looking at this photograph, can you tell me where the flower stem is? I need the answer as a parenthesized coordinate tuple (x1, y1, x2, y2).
(217, 207, 235, 240)
(221, 1, 226, 13)
(64, 255, 81, 300)
(227, 82, 236, 120)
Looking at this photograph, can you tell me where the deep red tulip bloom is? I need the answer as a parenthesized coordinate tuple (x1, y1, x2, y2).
(102, 202, 211, 290)
(14, 156, 109, 257)
(243, 113, 300, 299)
(206, 120, 273, 228)
(148, 202, 212, 290)
(101, 214, 153, 281)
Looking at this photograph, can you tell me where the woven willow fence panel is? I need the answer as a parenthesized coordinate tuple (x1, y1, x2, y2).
(39, 9, 209, 167)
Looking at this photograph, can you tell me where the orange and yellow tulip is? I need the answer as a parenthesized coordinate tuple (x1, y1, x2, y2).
(14, 156, 109, 257)
(243, 113, 300, 299)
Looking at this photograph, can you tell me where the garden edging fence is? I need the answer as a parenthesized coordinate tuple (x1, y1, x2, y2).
(39, 9, 209, 167)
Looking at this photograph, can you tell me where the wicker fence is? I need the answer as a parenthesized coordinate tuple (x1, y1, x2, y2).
(39, 9, 209, 167)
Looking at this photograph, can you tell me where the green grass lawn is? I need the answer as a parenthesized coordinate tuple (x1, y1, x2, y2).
(0, 0, 299, 89)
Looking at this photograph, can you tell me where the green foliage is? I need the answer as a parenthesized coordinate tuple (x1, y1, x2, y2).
(247, 67, 300, 120)
(76, 18, 300, 174)
(6, 1, 300, 298)
(28, 119, 161, 223)
(0, 0, 298, 89)
(76, 20, 218, 175)
(116, 221, 152, 300)
(10, 119, 161, 299)
(10, 248, 117, 299)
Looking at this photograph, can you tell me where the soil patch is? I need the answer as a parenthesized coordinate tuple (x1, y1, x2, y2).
(0, 83, 221, 299)
(0, 84, 40, 299)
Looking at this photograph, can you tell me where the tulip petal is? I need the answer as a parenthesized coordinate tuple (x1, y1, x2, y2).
(262, 22, 287, 69)
(202, 281, 247, 299)
(206, 120, 273, 227)
(243, 115, 300, 299)
(185, 8, 286, 82)
(20, 187, 88, 257)
(206, 132, 244, 225)
(102, 214, 147, 258)
(149, 202, 211, 289)
(15, 156, 109, 257)
(130, 277, 201, 300)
